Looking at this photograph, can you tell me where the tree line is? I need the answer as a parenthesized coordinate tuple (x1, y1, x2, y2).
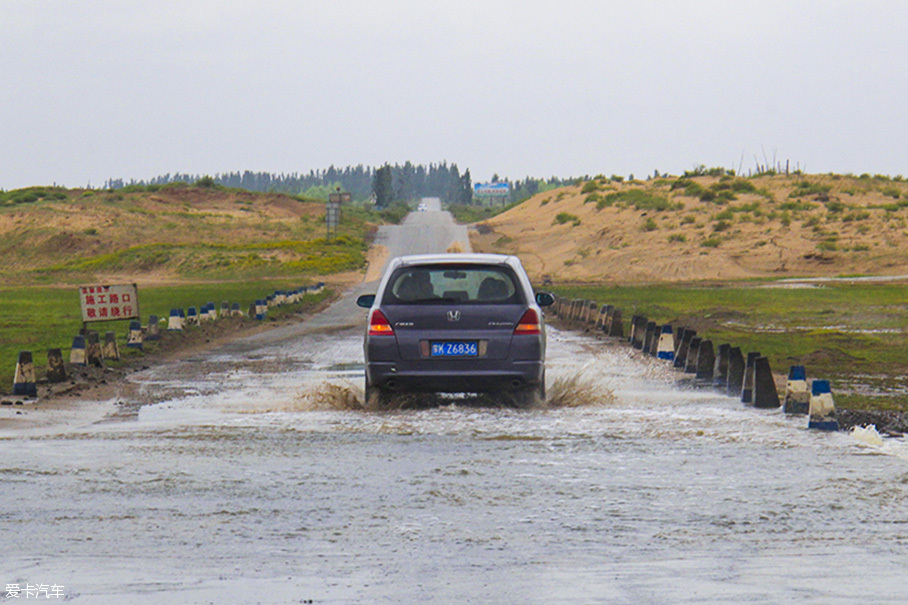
(104, 163, 582, 207)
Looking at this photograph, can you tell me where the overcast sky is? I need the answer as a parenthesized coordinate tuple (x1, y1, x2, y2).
(2, 0, 907, 189)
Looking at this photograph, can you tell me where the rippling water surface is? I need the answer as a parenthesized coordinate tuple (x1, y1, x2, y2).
(2, 326, 907, 603)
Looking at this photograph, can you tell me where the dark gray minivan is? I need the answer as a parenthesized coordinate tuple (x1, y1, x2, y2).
(356, 253, 554, 406)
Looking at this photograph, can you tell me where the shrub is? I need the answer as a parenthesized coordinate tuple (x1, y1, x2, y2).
(789, 181, 831, 198)
(668, 233, 687, 243)
(195, 175, 217, 188)
(712, 220, 732, 232)
(881, 186, 901, 199)
(581, 181, 600, 194)
(700, 237, 722, 248)
(584, 193, 604, 205)
(605, 189, 672, 211)
(554, 212, 581, 226)
(641, 218, 658, 232)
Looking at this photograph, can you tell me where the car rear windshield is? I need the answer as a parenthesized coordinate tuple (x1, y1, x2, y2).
(382, 264, 523, 305)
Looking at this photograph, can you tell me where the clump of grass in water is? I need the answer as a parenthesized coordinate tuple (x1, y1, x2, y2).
(544, 371, 615, 408)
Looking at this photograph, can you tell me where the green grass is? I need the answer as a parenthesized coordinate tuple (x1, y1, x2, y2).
(0, 281, 332, 395)
(447, 201, 521, 223)
(550, 282, 908, 410)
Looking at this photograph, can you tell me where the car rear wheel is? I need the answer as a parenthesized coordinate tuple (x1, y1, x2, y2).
(364, 376, 394, 408)
(510, 378, 545, 408)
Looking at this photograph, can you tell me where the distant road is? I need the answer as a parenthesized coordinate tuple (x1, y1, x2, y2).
(371, 197, 471, 272)
(291, 197, 471, 332)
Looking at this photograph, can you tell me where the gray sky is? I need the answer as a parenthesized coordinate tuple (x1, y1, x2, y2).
(2, 0, 907, 189)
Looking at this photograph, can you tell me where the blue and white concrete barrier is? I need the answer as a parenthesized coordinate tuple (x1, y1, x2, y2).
(255, 299, 267, 321)
(127, 321, 143, 349)
(205, 302, 216, 320)
(656, 325, 675, 360)
(221, 301, 230, 318)
(808, 380, 839, 431)
(784, 365, 810, 415)
(12, 351, 37, 398)
(69, 335, 87, 365)
(168, 308, 184, 331)
(186, 306, 199, 326)
(231, 302, 242, 317)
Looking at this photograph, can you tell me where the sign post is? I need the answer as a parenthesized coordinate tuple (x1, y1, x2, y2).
(473, 182, 511, 206)
(78, 283, 140, 332)
(326, 190, 351, 241)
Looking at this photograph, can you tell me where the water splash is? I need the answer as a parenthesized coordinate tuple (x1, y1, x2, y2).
(851, 424, 885, 446)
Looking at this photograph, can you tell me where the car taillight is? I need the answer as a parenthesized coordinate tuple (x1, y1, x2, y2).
(514, 309, 541, 335)
(369, 309, 395, 336)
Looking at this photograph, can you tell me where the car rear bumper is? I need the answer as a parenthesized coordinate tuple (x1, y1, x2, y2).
(366, 360, 544, 393)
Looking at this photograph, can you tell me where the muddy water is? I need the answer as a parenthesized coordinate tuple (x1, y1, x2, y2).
(2, 326, 907, 604)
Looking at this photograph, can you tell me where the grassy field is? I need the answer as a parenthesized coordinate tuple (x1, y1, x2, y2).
(551, 281, 908, 411)
(0, 281, 330, 396)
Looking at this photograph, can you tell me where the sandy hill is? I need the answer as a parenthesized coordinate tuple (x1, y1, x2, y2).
(0, 184, 367, 285)
(470, 173, 908, 284)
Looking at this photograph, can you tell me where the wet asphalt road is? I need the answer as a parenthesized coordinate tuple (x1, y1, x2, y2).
(1, 202, 907, 604)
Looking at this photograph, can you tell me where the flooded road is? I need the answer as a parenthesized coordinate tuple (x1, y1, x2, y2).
(2, 204, 907, 603)
(2, 324, 908, 603)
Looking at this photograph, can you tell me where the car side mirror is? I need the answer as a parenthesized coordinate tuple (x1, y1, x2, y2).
(535, 292, 555, 307)
(356, 294, 376, 308)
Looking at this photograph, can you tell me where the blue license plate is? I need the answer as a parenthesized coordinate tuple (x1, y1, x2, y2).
(431, 341, 478, 357)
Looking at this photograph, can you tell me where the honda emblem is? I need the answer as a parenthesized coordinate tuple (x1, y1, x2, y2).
(446, 310, 461, 322)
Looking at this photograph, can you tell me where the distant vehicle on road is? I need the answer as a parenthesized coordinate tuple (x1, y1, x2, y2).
(357, 253, 554, 406)
(417, 202, 428, 211)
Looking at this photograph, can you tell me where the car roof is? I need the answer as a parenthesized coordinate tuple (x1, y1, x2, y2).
(394, 253, 516, 267)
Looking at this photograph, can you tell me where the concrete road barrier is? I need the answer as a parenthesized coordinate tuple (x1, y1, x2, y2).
(255, 299, 267, 321)
(102, 331, 120, 361)
(632, 317, 647, 349)
(231, 302, 243, 317)
(127, 321, 143, 349)
(146, 315, 160, 341)
(713, 344, 730, 388)
(726, 346, 744, 397)
(753, 356, 781, 409)
(596, 305, 610, 331)
(643, 321, 657, 355)
(221, 301, 230, 318)
(685, 337, 702, 374)
(674, 329, 695, 369)
(69, 335, 87, 366)
(784, 365, 810, 415)
(808, 380, 839, 431)
(186, 306, 199, 326)
(656, 325, 675, 360)
(46, 348, 66, 383)
(85, 331, 103, 367)
(696, 339, 715, 382)
(741, 351, 761, 404)
(607, 309, 624, 338)
(168, 308, 184, 331)
(205, 302, 216, 320)
(12, 351, 37, 398)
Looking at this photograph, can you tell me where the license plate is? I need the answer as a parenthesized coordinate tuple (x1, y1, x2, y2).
(430, 341, 478, 357)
